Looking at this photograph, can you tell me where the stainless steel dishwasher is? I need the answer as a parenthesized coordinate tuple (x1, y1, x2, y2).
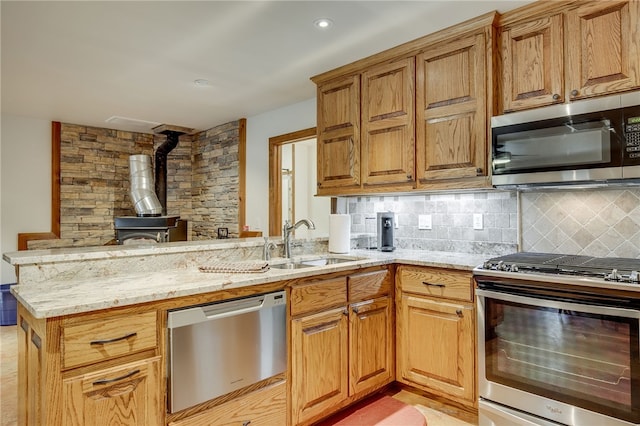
(167, 290, 286, 413)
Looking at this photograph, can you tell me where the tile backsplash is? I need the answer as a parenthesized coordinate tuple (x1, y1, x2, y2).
(521, 188, 640, 258)
(344, 191, 518, 256)
(342, 187, 640, 258)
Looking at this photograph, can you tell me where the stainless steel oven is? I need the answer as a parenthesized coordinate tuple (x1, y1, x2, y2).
(474, 253, 640, 426)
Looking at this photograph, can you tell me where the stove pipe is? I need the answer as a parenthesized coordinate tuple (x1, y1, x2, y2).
(129, 155, 162, 217)
(153, 126, 190, 216)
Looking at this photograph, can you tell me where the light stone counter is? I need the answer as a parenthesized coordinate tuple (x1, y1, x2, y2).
(5, 240, 488, 319)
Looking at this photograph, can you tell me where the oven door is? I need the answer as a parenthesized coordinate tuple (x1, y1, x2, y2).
(477, 284, 640, 426)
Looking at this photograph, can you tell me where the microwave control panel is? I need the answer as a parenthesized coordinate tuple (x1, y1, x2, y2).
(625, 115, 640, 158)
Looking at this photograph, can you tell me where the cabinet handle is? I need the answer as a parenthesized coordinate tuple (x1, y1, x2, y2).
(422, 281, 445, 288)
(352, 306, 360, 314)
(343, 308, 349, 316)
(31, 331, 41, 350)
(90, 332, 137, 345)
(407, 174, 413, 180)
(571, 89, 579, 97)
(92, 369, 140, 386)
(552, 93, 560, 100)
(20, 318, 29, 333)
(456, 309, 463, 317)
(242, 422, 251, 426)
(476, 168, 483, 176)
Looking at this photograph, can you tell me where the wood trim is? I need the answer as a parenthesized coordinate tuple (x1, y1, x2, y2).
(268, 127, 317, 236)
(238, 118, 247, 234)
(17, 121, 61, 250)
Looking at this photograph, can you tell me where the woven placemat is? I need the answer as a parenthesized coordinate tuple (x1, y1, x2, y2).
(198, 261, 270, 273)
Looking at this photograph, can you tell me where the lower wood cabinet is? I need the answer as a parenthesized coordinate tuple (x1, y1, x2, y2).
(168, 381, 286, 426)
(62, 356, 162, 426)
(396, 265, 476, 408)
(289, 268, 394, 425)
(291, 306, 349, 424)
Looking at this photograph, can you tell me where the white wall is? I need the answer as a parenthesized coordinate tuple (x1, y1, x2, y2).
(1, 114, 51, 284)
(245, 97, 316, 234)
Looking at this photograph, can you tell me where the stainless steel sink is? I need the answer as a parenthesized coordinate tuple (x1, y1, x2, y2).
(299, 256, 362, 266)
(269, 262, 313, 269)
(270, 256, 363, 269)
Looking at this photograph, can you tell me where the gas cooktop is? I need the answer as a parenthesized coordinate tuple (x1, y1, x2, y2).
(475, 252, 640, 285)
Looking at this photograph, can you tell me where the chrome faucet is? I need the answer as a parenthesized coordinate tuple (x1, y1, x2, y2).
(283, 219, 315, 258)
(263, 237, 277, 261)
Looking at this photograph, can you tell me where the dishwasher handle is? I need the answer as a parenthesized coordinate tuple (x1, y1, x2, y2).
(168, 291, 286, 329)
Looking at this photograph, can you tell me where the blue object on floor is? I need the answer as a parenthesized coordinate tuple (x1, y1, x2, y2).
(1, 283, 17, 326)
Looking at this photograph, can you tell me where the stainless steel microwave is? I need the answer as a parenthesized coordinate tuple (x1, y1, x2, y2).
(491, 92, 640, 188)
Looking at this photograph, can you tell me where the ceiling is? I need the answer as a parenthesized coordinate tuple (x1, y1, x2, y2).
(1, 1, 532, 134)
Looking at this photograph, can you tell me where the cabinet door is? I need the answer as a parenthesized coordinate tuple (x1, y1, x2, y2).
(316, 75, 361, 191)
(291, 307, 348, 425)
(566, 0, 640, 100)
(500, 14, 564, 112)
(398, 294, 475, 404)
(416, 32, 488, 185)
(349, 296, 393, 395)
(361, 58, 415, 187)
(62, 356, 162, 426)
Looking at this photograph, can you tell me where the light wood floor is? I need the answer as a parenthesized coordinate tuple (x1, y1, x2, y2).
(0, 324, 477, 426)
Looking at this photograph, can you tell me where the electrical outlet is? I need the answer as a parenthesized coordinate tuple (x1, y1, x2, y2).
(418, 214, 432, 230)
(473, 213, 483, 230)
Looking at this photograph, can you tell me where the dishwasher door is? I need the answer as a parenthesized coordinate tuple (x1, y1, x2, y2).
(167, 290, 286, 413)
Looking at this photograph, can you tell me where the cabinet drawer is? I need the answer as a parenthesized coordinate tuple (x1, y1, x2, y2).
(62, 311, 157, 369)
(290, 277, 347, 317)
(398, 266, 472, 301)
(168, 381, 286, 426)
(348, 269, 391, 302)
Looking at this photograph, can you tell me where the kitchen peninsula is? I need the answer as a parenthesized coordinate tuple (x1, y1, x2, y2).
(5, 238, 486, 425)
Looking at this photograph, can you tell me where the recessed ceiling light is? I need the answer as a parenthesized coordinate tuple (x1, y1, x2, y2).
(314, 18, 333, 29)
(194, 79, 210, 87)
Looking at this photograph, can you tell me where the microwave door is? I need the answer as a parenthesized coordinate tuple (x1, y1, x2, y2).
(492, 113, 624, 186)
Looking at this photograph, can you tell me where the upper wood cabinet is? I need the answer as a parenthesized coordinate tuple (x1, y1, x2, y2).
(566, 0, 640, 100)
(316, 75, 361, 190)
(416, 31, 490, 187)
(499, 0, 640, 113)
(499, 13, 565, 112)
(316, 57, 415, 195)
(312, 13, 497, 195)
(361, 58, 415, 188)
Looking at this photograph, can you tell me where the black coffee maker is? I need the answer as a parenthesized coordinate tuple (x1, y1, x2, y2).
(377, 212, 395, 252)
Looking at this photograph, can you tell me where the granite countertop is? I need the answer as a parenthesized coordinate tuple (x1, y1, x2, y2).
(10, 248, 487, 319)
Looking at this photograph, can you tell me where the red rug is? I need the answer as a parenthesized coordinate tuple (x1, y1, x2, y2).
(316, 394, 427, 426)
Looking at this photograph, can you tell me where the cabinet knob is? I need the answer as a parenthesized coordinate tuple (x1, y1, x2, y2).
(352, 306, 360, 314)
(242, 422, 251, 426)
(456, 309, 463, 317)
(343, 308, 349, 316)
(476, 168, 483, 176)
(407, 174, 413, 180)
(552, 93, 560, 100)
(571, 89, 579, 97)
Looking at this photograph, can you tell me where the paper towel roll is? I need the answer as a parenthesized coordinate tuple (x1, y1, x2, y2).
(329, 214, 350, 253)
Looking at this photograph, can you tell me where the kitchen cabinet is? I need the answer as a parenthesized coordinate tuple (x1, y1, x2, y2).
(289, 267, 393, 425)
(361, 58, 415, 188)
(396, 266, 476, 408)
(499, 0, 640, 113)
(62, 356, 162, 426)
(315, 58, 415, 195)
(312, 12, 495, 195)
(16, 304, 164, 426)
(415, 29, 491, 188)
(168, 381, 286, 426)
(316, 75, 361, 191)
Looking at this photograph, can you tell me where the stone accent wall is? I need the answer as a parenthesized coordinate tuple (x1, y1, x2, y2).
(191, 121, 241, 240)
(28, 120, 240, 249)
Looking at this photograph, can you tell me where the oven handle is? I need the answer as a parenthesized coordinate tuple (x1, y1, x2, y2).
(476, 288, 640, 320)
